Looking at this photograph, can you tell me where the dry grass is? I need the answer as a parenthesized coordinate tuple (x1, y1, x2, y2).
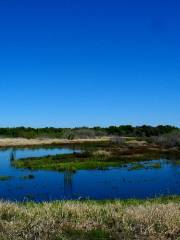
(92, 150, 112, 158)
(0, 199, 179, 240)
(0, 138, 110, 148)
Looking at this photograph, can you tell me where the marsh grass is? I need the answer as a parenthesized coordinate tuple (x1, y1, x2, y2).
(0, 197, 179, 240)
(128, 163, 145, 171)
(12, 152, 122, 171)
(128, 162, 162, 171)
(149, 162, 162, 169)
(12, 149, 167, 172)
(11, 139, 180, 172)
(0, 176, 12, 181)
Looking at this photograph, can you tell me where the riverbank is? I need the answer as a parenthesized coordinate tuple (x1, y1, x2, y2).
(0, 196, 179, 240)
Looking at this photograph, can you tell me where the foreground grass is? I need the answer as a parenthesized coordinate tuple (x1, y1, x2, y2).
(0, 196, 179, 240)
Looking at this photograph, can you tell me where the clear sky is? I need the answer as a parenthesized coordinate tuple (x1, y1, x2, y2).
(0, 0, 180, 127)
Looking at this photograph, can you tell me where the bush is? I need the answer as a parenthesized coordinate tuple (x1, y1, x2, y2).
(73, 128, 96, 139)
(151, 131, 180, 148)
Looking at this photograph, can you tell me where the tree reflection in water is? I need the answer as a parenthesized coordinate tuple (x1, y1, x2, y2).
(10, 149, 16, 162)
(64, 171, 74, 198)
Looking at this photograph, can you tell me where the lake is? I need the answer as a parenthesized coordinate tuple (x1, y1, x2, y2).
(0, 147, 180, 202)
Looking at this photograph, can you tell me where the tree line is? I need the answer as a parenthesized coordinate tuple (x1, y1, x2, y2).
(0, 125, 178, 139)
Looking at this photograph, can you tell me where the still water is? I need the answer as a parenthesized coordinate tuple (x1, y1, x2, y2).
(0, 147, 180, 202)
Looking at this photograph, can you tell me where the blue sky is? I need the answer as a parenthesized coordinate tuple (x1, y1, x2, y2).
(0, 0, 180, 127)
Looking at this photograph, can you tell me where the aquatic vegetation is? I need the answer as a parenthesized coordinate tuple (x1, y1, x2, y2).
(0, 176, 12, 181)
(0, 196, 179, 240)
(12, 151, 163, 172)
(21, 174, 35, 180)
(1, 145, 180, 201)
(175, 160, 180, 165)
(128, 162, 162, 171)
(13, 153, 122, 172)
(128, 163, 145, 171)
(12, 139, 173, 172)
(148, 162, 161, 169)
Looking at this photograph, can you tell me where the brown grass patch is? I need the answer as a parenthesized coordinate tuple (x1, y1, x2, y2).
(0, 200, 179, 240)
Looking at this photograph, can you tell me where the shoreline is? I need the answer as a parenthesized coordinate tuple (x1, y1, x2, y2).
(0, 137, 109, 148)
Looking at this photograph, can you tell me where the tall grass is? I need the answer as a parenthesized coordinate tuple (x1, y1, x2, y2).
(0, 198, 179, 240)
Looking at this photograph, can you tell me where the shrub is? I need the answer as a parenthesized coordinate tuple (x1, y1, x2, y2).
(151, 130, 180, 148)
(73, 128, 96, 139)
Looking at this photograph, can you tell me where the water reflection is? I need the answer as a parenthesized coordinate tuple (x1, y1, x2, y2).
(10, 149, 16, 162)
(0, 147, 179, 202)
(64, 171, 74, 198)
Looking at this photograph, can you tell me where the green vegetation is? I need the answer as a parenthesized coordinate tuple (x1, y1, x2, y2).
(128, 162, 162, 171)
(128, 163, 145, 170)
(0, 196, 179, 240)
(13, 152, 124, 171)
(0, 176, 12, 181)
(149, 162, 162, 169)
(11, 133, 180, 172)
(0, 125, 177, 139)
(175, 160, 180, 165)
(12, 148, 166, 172)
